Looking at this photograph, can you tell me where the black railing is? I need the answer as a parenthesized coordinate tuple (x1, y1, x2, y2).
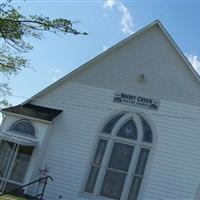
(0, 176, 53, 200)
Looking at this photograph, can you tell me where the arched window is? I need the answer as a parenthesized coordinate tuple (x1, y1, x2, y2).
(84, 112, 154, 200)
(9, 119, 35, 137)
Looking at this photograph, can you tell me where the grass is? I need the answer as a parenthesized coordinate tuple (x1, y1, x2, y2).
(0, 195, 27, 200)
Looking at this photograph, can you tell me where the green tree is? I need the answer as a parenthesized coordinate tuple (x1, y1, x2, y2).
(0, 0, 87, 107)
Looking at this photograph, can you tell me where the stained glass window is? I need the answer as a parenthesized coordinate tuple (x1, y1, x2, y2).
(84, 139, 107, 193)
(100, 143, 134, 199)
(93, 140, 107, 165)
(9, 120, 35, 137)
(128, 148, 150, 200)
(100, 170, 126, 200)
(128, 176, 142, 200)
(117, 119, 137, 140)
(140, 116, 153, 143)
(84, 166, 99, 193)
(84, 113, 153, 200)
(108, 143, 134, 171)
(135, 148, 150, 175)
(102, 113, 125, 134)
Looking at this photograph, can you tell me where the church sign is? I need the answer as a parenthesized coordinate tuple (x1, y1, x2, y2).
(113, 92, 160, 110)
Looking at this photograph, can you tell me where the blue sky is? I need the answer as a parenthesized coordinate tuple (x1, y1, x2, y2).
(4, 0, 200, 106)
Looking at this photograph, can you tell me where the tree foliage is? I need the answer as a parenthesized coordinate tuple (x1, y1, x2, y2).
(0, 0, 87, 108)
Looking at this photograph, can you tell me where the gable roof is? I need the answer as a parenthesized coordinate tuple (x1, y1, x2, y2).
(22, 20, 200, 105)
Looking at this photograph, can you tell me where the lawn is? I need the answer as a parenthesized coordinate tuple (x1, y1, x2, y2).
(0, 195, 27, 200)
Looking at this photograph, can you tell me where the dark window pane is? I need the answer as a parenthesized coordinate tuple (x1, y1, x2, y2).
(10, 120, 35, 136)
(84, 166, 99, 193)
(10, 153, 32, 183)
(93, 140, 107, 165)
(102, 114, 125, 134)
(135, 148, 149, 175)
(140, 116, 152, 143)
(100, 170, 126, 200)
(0, 141, 15, 178)
(128, 176, 142, 200)
(117, 120, 137, 140)
(108, 143, 134, 171)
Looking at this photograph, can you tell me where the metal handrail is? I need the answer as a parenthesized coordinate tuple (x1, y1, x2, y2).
(0, 176, 53, 200)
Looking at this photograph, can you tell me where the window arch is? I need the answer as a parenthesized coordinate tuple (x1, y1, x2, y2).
(9, 119, 35, 137)
(84, 112, 154, 200)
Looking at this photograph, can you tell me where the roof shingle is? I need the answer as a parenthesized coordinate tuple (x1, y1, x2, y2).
(2, 103, 62, 121)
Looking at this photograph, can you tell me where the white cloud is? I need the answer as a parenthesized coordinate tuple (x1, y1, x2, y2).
(118, 2, 133, 34)
(103, 0, 133, 35)
(185, 54, 200, 74)
(103, 0, 116, 10)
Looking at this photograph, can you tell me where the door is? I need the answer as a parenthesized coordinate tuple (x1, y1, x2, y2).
(10, 145, 34, 183)
(0, 140, 33, 193)
(0, 141, 18, 193)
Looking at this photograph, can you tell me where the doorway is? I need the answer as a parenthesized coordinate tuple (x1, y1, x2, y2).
(0, 140, 34, 193)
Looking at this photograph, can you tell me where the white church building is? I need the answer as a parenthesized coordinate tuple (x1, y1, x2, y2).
(1, 20, 200, 200)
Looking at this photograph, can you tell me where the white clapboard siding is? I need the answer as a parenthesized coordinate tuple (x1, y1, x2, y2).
(29, 82, 200, 200)
(68, 24, 200, 107)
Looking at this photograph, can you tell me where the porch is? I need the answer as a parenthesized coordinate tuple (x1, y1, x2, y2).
(0, 103, 62, 198)
(0, 138, 36, 194)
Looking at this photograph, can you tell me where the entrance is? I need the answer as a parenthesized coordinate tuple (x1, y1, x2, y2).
(0, 140, 33, 193)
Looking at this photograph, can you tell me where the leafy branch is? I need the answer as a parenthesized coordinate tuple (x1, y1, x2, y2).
(0, 0, 87, 108)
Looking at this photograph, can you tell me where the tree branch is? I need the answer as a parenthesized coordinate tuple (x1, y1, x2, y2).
(0, 62, 21, 71)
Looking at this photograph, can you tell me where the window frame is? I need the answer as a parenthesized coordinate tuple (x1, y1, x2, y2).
(8, 119, 36, 138)
(82, 111, 156, 200)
